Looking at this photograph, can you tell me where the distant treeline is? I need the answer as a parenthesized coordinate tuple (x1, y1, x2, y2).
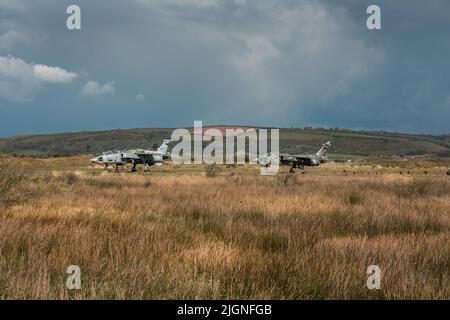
(0, 127, 449, 158)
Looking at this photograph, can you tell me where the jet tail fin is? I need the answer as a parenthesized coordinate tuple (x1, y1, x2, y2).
(156, 139, 171, 154)
(316, 141, 331, 157)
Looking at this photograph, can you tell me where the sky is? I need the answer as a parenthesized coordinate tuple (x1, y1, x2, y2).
(0, 0, 449, 137)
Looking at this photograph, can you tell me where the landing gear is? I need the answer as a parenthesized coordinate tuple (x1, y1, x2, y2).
(289, 162, 306, 174)
(299, 163, 305, 174)
(289, 164, 296, 173)
(144, 163, 149, 172)
(131, 163, 137, 173)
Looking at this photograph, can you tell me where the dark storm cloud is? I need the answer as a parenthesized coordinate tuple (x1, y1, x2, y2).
(0, 0, 449, 136)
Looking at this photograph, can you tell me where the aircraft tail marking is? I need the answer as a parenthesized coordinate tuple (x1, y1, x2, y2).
(315, 141, 331, 157)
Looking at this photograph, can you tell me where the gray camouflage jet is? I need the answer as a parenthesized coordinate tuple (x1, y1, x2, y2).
(257, 141, 331, 174)
(90, 140, 170, 172)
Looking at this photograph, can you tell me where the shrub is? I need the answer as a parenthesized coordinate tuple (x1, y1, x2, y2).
(64, 173, 79, 185)
(278, 173, 299, 186)
(345, 190, 364, 205)
(0, 159, 29, 204)
(205, 164, 220, 177)
(143, 179, 152, 188)
(390, 178, 449, 198)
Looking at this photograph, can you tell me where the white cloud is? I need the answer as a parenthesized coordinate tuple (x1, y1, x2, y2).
(0, 55, 38, 102)
(79, 80, 115, 96)
(0, 31, 29, 52)
(33, 64, 77, 84)
(0, 55, 77, 102)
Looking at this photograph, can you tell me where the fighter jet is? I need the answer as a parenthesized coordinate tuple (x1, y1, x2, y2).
(90, 140, 170, 172)
(258, 141, 331, 174)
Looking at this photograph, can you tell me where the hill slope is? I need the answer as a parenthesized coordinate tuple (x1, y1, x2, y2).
(0, 127, 449, 157)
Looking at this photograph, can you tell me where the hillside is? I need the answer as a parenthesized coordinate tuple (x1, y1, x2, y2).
(0, 127, 449, 158)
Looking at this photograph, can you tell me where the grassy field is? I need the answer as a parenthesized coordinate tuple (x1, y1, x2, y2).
(0, 156, 449, 299)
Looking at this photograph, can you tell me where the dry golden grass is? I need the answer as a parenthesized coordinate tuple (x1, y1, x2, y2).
(0, 156, 449, 299)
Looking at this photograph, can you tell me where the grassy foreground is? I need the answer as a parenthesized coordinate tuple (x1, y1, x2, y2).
(0, 157, 449, 299)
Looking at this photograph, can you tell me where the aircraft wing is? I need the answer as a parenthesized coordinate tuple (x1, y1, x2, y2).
(134, 152, 155, 162)
(128, 149, 153, 162)
(280, 154, 320, 166)
(292, 155, 314, 161)
(280, 154, 312, 161)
